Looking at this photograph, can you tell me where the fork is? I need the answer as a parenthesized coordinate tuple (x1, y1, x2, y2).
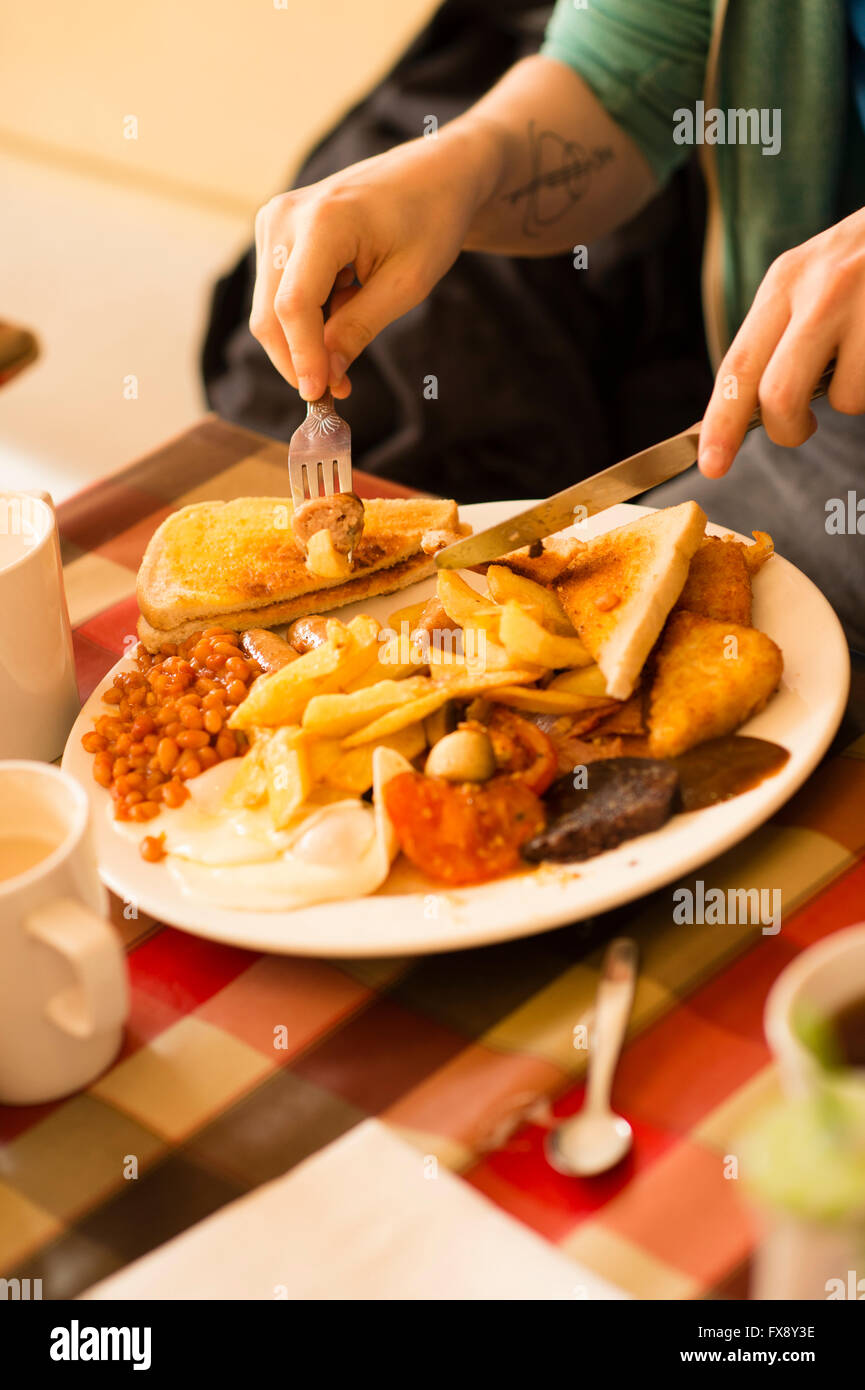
(287, 389, 352, 507)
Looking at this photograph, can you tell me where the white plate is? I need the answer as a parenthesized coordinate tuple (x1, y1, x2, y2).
(62, 502, 850, 957)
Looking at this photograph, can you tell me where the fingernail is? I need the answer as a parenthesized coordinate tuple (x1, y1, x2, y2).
(699, 445, 729, 477)
(298, 376, 317, 399)
(330, 353, 348, 381)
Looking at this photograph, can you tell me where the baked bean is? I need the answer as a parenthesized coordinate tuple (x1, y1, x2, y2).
(140, 834, 166, 863)
(93, 757, 113, 788)
(157, 737, 180, 774)
(216, 731, 237, 760)
(81, 629, 261, 823)
(203, 708, 222, 735)
(177, 729, 209, 750)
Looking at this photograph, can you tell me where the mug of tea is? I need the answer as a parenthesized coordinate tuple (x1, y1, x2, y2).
(0, 490, 80, 761)
(765, 923, 865, 1091)
(751, 925, 865, 1300)
(0, 761, 128, 1105)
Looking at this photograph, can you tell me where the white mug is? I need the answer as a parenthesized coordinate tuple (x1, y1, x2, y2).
(752, 924, 865, 1300)
(764, 923, 865, 1094)
(0, 761, 128, 1104)
(0, 490, 80, 761)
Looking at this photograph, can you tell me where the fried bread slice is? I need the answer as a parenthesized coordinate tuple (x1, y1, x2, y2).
(137, 549, 439, 651)
(137, 496, 462, 629)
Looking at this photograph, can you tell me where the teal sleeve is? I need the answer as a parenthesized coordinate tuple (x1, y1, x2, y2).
(540, 0, 713, 183)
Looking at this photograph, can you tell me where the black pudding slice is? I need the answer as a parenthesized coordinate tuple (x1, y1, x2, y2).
(523, 758, 679, 863)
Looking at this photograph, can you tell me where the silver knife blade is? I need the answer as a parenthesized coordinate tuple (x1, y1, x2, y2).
(435, 422, 701, 570)
(436, 359, 840, 571)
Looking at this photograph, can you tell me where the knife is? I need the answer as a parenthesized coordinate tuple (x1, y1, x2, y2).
(435, 364, 836, 570)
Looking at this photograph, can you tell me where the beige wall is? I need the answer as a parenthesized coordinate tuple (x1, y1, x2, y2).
(0, 0, 439, 214)
(0, 1, 439, 500)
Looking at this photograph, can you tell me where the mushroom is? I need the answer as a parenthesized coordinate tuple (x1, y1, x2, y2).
(424, 728, 497, 783)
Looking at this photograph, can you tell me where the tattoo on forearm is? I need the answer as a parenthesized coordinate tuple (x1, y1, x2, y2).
(502, 121, 615, 236)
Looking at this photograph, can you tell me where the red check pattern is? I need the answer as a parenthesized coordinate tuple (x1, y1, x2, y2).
(1, 417, 863, 1301)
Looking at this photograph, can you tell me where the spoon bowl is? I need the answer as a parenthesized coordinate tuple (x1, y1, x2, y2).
(544, 937, 638, 1179)
(545, 1110, 633, 1177)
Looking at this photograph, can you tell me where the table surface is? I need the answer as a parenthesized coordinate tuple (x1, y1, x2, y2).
(2, 416, 864, 1301)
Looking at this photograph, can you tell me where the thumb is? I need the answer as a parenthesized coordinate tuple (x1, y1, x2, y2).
(323, 258, 426, 378)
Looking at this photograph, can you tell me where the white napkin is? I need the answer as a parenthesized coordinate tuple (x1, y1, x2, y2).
(83, 1120, 627, 1301)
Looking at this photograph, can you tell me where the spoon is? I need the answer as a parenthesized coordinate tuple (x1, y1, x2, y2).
(545, 937, 638, 1177)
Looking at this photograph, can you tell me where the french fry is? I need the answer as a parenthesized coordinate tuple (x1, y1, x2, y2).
(262, 726, 313, 828)
(486, 565, 576, 636)
(489, 686, 620, 715)
(229, 615, 380, 729)
(547, 664, 610, 697)
(324, 723, 426, 793)
(386, 599, 428, 629)
(305, 528, 352, 579)
(499, 601, 593, 669)
(427, 632, 526, 678)
(306, 737, 343, 780)
(224, 736, 271, 808)
(346, 649, 428, 687)
(345, 668, 540, 745)
(301, 678, 429, 737)
(341, 688, 454, 746)
(436, 570, 502, 637)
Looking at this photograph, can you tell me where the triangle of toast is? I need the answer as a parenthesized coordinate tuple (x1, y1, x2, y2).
(554, 502, 707, 699)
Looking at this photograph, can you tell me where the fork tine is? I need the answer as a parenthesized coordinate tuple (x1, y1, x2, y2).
(288, 459, 305, 508)
(287, 390, 352, 504)
(336, 455, 352, 493)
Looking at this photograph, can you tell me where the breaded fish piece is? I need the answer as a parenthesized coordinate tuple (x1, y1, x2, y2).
(674, 536, 753, 625)
(648, 611, 783, 758)
(741, 530, 775, 575)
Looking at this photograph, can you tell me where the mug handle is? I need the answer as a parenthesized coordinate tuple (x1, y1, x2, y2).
(26, 898, 128, 1038)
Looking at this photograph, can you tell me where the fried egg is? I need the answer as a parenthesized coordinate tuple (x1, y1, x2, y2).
(113, 747, 409, 911)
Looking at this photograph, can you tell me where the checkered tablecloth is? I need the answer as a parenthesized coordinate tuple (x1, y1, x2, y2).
(2, 417, 864, 1300)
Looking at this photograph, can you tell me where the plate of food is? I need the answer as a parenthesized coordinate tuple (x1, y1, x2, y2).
(62, 489, 850, 956)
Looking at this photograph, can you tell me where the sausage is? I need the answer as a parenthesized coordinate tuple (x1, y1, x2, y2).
(240, 628, 297, 673)
(415, 596, 460, 638)
(292, 491, 364, 555)
(287, 615, 330, 654)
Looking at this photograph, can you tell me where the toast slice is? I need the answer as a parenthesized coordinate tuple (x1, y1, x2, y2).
(554, 502, 707, 699)
(493, 533, 586, 585)
(136, 495, 464, 649)
(137, 550, 438, 651)
(648, 611, 783, 758)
